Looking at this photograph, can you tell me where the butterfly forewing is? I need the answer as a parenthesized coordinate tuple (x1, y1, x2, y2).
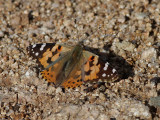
(27, 43, 72, 69)
(27, 43, 56, 60)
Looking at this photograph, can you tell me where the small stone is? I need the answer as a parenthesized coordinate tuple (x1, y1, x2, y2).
(52, 3, 59, 8)
(99, 93, 106, 101)
(32, 11, 39, 17)
(56, 87, 62, 93)
(11, 62, 18, 69)
(141, 47, 157, 61)
(149, 96, 160, 107)
(115, 41, 135, 52)
(10, 16, 21, 27)
(21, 14, 29, 26)
(135, 12, 149, 20)
(0, 31, 4, 37)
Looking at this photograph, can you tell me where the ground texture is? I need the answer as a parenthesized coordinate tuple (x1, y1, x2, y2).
(0, 0, 160, 120)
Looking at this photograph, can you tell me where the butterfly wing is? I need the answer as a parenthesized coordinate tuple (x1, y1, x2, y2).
(27, 43, 72, 68)
(59, 50, 118, 89)
(83, 51, 118, 83)
(27, 43, 118, 89)
(27, 43, 73, 85)
(61, 69, 83, 89)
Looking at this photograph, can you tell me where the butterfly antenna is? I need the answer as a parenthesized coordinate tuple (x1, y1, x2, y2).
(74, 18, 81, 44)
(81, 25, 102, 45)
(103, 24, 130, 42)
(75, 22, 122, 46)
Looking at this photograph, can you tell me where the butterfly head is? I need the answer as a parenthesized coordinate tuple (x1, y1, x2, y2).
(71, 43, 84, 59)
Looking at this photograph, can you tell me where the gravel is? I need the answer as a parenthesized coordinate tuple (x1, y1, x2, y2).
(0, 0, 159, 120)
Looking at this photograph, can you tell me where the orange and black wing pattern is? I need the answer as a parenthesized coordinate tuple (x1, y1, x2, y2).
(27, 43, 119, 90)
(27, 43, 72, 85)
(83, 51, 118, 83)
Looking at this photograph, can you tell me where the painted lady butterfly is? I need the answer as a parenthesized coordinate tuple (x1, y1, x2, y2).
(27, 42, 118, 89)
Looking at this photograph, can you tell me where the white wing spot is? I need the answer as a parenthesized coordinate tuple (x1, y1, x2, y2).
(32, 44, 36, 48)
(102, 73, 106, 77)
(107, 75, 110, 77)
(32, 51, 34, 54)
(40, 43, 46, 51)
(103, 62, 109, 71)
(112, 68, 116, 73)
(103, 66, 107, 71)
(105, 62, 109, 67)
(35, 52, 39, 56)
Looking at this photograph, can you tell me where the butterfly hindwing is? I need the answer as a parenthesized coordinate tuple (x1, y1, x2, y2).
(61, 69, 83, 89)
(40, 58, 66, 84)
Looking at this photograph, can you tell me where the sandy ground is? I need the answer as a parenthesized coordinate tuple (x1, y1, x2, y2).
(0, 0, 160, 120)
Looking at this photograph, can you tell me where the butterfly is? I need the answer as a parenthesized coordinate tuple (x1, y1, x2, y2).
(27, 42, 118, 89)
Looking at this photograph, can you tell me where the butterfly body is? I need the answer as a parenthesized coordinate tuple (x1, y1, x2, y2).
(51, 44, 84, 87)
(63, 44, 83, 77)
(27, 42, 118, 89)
